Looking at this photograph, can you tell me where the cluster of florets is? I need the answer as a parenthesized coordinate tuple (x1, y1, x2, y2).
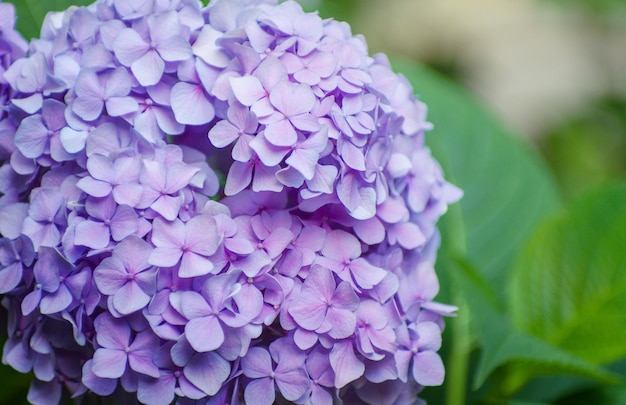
(0, 0, 461, 404)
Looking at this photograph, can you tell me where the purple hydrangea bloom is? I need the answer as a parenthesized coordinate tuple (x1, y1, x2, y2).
(94, 236, 156, 315)
(241, 339, 310, 405)
(0, 0, 460, 404)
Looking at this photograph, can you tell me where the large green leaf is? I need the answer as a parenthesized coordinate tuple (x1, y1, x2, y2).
(392, 58, 561, 293)
(555, 385, 626, 405)
(510, 183, 626, 365)
(6, 0, 94, 41)
(446, 256, 615, 392)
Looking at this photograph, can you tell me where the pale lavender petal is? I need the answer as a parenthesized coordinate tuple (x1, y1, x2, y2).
(263, 119, 297, 147)
(40, 285, 73, 314)
(252, 164, 283, 192)
(86, 154, 114, 182)
(193, 25, 229, 67)
(330, 341, 364, 389)
(179, 252, 214, 278)
(95, 314, 131, 349)
(92, 349, 127, 379)
(94, 258, 128, 294)
(241, 347, 272, 378)
(165, 162, 200, 193)
(249, 134, 290, 166)
(349, 258, 387, 289)
(72, 97, 104, 122)
(322, 307, 356, 339)
(74, 220, 110, 249)
(208, 120, 239, 148)
(132, 50, 165, 86)
(110, 205, 138, 241)
(0, 203, 29, 240)
(276, 368, 310, 401)
(157, 36, 193, 62)
(230, 76, 265, 106)
(60, 127, 88, 154)
(353, 217, 385, 245)
(286, 148, 317, 180)
(128, 351, 160, 378)
(113, 281, 151, 315)
(224, 161, 252, 195)
(263, 228, 294, 259)
(113, 28, 148, 66)
(12, 93, 43, 115)
(104, 67, 132, 97)
(389, 222, 425, 249)
(113, 183, 143, 206)
(321, 230, 360, 261)
(151, 217, 184, 248)
(288, 297, 326, 331)
(171, 82, 215, 125)
(244, 378, 275, 405)
(106, 96, 138, 117)
(412, 351, 444, 386)
(290, 113, 320, 133)
(185, 316, 224, 352)
(151, 194, 183, 221)
(77, 177, 112, 198)
(14, 116, 48, 158)
(150, 247, 182, 267)
(270, 81, 315, 116)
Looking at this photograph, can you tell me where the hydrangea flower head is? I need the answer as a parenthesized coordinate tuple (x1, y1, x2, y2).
(0, 0, 461, 404)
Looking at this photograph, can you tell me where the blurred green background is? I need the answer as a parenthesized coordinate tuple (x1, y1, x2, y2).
(3, 0, 626, 404)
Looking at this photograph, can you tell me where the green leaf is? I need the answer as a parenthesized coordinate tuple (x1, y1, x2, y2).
(555, 385, 626, 405)
(391, 58, 561, 293)
(0, 364, 30, 405)
(510, 183, 626, 365)
(445, 256, 615, 392)
(6, 0, 94, 40)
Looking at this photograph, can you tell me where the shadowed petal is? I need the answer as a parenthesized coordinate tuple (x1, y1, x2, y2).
(40, 284, 73, 314)
(184, 352, 230, 396)
(244, 378, 275, 405)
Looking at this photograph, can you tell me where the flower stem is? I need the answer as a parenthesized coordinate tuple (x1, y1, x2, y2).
(445, 293, 471, 405)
